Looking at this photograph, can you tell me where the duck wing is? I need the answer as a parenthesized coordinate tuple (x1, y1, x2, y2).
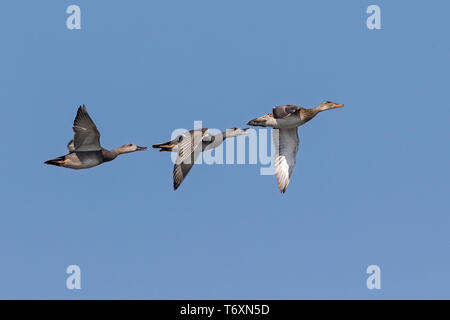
(67, 139, 75, 152)
(272, 105, 301, 119)
(72, 105, 101, 151)
(273, 128, 299, 193)
(173, 129, 208, 190)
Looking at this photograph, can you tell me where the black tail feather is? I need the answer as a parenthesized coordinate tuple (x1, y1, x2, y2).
(44, 156, 65, 166)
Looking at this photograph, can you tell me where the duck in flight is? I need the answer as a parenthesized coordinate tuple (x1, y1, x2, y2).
(247, 101, 343, 193)
(152, 127, 249, 190)
(44, 105, 147, 169)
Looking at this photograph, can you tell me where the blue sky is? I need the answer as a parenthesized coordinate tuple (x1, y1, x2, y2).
(0, 0, 449, 299)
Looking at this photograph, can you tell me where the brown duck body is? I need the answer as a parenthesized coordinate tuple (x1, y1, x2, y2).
(247, 101, 343, 193)
(152, 127, 249, 190)
(247, 106, 319, 129)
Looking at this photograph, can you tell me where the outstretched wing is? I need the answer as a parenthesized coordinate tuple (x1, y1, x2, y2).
(272, 105, 301, 119)
(172, 129, 208, 190)
(273, 128, 300, 193)
(72, 105, 101, 151)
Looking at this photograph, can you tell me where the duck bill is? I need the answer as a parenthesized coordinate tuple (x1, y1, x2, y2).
(151, 141, 176, 151)
(136, 146, 147, 151)
(333, 103, 344, 109)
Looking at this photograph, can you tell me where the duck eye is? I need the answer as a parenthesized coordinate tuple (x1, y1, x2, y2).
(178, 136, 183, 141)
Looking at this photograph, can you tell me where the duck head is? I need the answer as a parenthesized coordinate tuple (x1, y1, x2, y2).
(118, 143, 147, 154)
(225, 127, 249, 138)
(315, 101, 344, 112)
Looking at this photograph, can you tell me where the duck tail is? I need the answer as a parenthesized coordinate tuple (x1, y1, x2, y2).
(44, 156, 66, 166)
(247, 115, 269, 127)
(152, 141, 175, 152)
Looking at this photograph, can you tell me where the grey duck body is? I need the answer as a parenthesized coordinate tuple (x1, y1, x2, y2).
(44, 105, 146, 169)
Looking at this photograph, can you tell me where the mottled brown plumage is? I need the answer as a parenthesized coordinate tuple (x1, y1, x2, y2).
(247, 101, 343, 192)
(152, 128, 249, 190)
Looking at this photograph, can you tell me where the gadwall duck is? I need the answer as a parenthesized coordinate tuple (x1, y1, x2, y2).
(247, 101, 343, 193)
(152, 128, 249, 190)
(44, 105, 147, 169)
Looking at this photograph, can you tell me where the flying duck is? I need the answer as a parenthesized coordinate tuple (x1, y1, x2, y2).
(247, 101, 343, 193)
(44, 105, 147, 169)
(152, 127, 249, 190)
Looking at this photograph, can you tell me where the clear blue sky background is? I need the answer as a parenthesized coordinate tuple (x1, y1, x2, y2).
(0, 0, 449, 299)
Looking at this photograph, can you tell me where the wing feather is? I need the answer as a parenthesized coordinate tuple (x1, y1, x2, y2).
(273, 128, 300, 193)
(272, 105, 301, 119)
(72, 105, 101, 151)
(172, 129, 208, 190)
(67, 139, 75, 152)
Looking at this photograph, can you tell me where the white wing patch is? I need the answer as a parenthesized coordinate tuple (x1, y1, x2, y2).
(172, 129, 208, 190)
(273, 128, 300, 193)
(176, 130, 206, 165)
